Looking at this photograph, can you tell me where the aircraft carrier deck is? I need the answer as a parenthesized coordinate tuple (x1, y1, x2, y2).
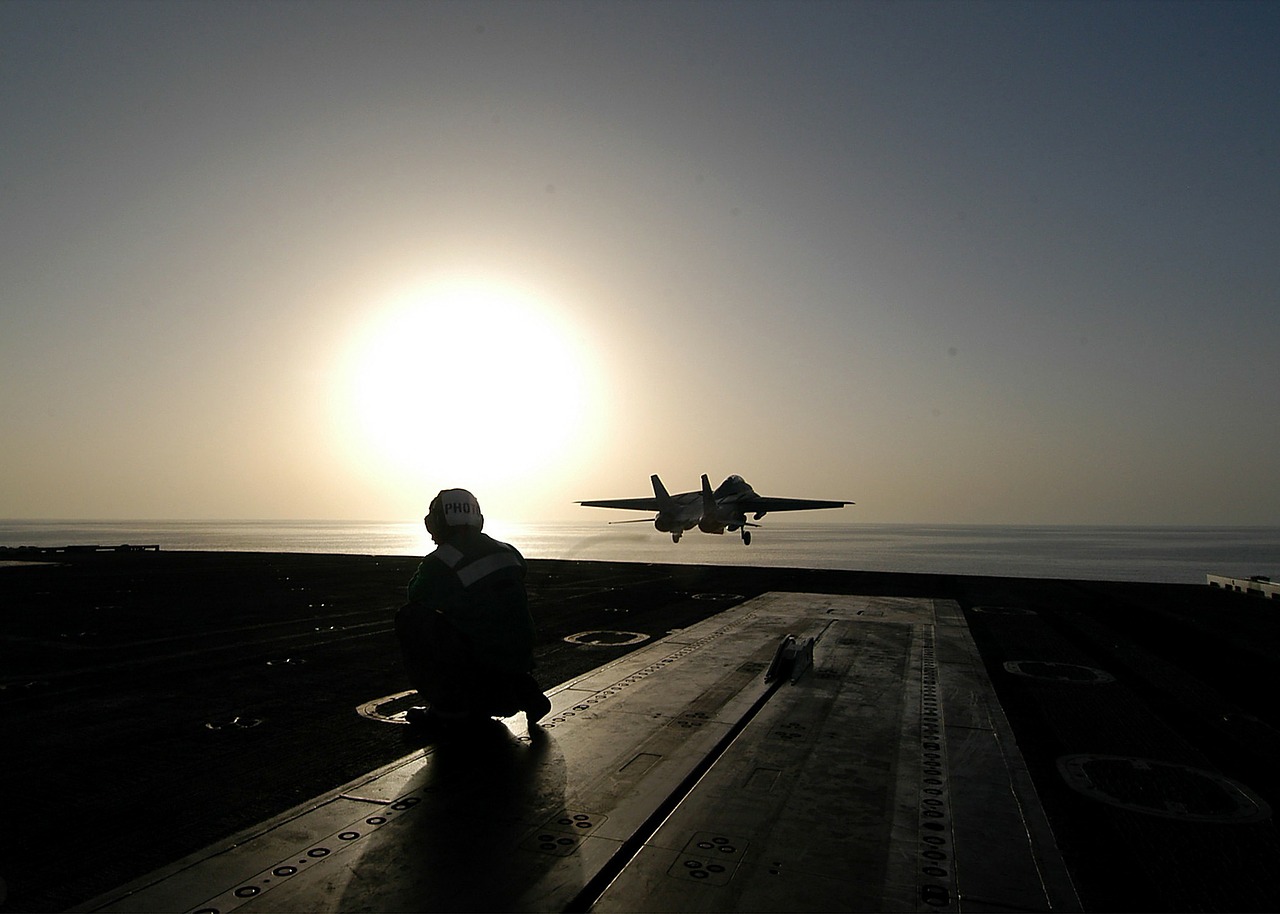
(2, 552, 1278, 912)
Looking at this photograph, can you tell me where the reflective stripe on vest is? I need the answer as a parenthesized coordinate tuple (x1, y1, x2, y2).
(456, 551, 522, 588)
(432, 544, 465, 569)
(429, 544, 520, 588)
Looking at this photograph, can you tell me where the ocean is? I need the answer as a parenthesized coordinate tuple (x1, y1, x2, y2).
(2, 520, 1278, 586)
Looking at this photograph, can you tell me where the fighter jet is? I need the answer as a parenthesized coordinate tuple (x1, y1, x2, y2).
(578, 474, 852, 544)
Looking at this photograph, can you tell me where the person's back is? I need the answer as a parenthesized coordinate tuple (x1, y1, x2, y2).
(396, 489, 549, 728)
(406, 524, 534, 675)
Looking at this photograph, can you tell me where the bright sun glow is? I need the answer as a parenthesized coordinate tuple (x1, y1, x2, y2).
(340, 278, 596, 493)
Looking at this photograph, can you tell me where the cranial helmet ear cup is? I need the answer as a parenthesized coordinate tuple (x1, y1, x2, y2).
(425, 500, 444, 535)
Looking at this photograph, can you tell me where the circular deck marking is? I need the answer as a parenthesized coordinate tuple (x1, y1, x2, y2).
(204, 715, 264, 731)
(1058, 754, 1271, 822)
(1003, 660, 1115, 684)
(692, 593, 744, 602)
(563, 630, 649, 647)
(357, 689, 419, 725)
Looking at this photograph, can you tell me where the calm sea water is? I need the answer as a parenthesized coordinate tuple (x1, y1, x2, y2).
(2, 520, 1278, 585)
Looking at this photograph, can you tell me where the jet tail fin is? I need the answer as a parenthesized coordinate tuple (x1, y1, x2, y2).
(700, 474, 716, 517)
(650, 475, 672, 508)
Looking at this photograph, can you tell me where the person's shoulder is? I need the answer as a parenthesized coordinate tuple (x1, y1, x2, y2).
(407, 548, 460, 600)
(422, 543, 466, 571)
(473, 532, 526, 568)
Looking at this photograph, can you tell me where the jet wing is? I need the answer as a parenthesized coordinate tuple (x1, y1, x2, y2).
(577, 497, 663, 512)
(737, 496, 852, 512)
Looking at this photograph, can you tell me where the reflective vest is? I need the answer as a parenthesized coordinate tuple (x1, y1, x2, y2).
(407, 531, 534, 673)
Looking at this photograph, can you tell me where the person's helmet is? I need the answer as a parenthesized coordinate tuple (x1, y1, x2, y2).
(425, 488, 484, 536)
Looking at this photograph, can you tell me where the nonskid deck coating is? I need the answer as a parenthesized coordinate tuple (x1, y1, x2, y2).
(80, 594, 1076, 913)
(5, 553, 1280, 912)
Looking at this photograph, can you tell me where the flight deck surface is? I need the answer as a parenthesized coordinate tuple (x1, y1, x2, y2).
(78, 593, 1074, 913)
(3, 552, 1279, 911)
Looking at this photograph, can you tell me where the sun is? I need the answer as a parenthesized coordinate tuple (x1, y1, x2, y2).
(339, 278, 596, 494)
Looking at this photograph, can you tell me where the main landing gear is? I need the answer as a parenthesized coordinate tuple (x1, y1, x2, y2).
(741, 528, 752, 546)
(672, 532, 682, 543)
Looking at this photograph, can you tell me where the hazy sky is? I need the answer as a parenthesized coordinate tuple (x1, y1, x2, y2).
(3, 1, 1277, 525)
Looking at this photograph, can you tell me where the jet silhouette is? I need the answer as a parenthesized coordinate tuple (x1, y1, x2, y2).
(579, 474, 852, 544)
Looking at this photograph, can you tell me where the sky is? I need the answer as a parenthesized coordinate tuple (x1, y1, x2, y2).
(2, 0, 1277, 526)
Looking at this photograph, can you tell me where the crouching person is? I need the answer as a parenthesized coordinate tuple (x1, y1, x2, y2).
(396, 488, 551, 731)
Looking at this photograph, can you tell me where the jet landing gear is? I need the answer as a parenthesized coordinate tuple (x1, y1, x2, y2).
(741, 529, 752, 546)
(672, 532, 682, 543)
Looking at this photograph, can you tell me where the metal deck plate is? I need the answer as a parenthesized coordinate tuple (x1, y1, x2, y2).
(79, 594, 1076, 913)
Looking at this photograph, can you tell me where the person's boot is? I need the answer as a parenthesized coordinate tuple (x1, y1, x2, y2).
(523, 688, 552, 725)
